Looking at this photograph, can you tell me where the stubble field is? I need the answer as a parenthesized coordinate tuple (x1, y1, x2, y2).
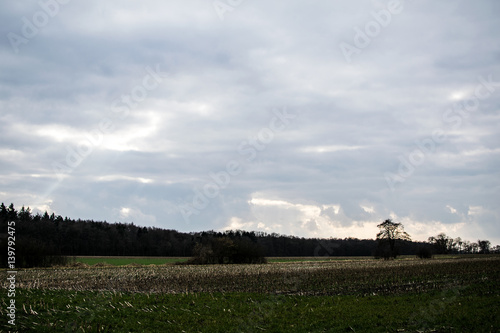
(1, 255, 499, 332)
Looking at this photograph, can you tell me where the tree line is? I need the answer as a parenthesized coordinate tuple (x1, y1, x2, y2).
(0, 203, 498, 267)
(373, 219, 496, 259)
(427, 232, 493, 254)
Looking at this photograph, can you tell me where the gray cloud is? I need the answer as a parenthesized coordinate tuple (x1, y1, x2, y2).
(1, 0, 499, 244)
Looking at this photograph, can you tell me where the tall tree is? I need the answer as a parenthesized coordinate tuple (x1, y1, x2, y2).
(454, 237, 463, 254)
(477, 240, 491, 254)
(428, 233, 455, 254)
(376, 219, 411, 259)
(7, 203, 17, 222)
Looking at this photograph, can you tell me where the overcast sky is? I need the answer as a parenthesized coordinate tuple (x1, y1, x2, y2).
(1, 0, 499, 244)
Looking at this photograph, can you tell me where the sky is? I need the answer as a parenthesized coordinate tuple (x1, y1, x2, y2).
(1, 0, 499, 245)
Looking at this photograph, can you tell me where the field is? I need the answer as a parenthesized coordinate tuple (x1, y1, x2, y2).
(1, 256, 499, 332)
(73, 256, 372, 266)
(73, 256, 188, 266)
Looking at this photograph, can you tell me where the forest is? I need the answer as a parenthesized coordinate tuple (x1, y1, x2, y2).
(0, 203, 497, 267)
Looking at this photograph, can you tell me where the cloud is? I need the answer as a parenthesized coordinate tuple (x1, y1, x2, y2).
(0, 0, 499, 245)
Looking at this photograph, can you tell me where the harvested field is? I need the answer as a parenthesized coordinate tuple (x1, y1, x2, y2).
(1, 256, 499, 332)
(4, 256, 499, 295)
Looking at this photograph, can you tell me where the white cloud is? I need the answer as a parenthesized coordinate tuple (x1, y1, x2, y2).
(222, 216, 255, 231)
(0, 149, 25, 159)
(300, 145, 365, 153)
(116, 206, 157, 227)
(403, 219, 467, 242)
(228, 194, 382, 239)
(468, 206, 483, 216)
(120, 207, 130, 218)
(446, 205, 457, 214)
(97, 175, 153, 184)
(33, 199, 54, 215)
(360, 205, 375, 214)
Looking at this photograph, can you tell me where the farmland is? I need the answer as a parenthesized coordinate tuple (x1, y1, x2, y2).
(72, 256, 371, 266)
(1, 255, 499, 332)
(73, 256, 188, 266)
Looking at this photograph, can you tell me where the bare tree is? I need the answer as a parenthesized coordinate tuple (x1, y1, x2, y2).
(477, 240, 491, 254)
(376, 219, 411, 259)
(454, 237, 463, 254)
(462, 240, 472, 254)
(428, 233, 455, 254)
(471, 242, 479, 253)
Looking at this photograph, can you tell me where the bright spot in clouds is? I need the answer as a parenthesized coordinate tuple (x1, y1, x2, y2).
(120, 207, 130, 218)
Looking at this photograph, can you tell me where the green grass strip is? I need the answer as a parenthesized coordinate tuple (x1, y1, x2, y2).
(2, 287, 498, 332)
(74, 257, 188, 266)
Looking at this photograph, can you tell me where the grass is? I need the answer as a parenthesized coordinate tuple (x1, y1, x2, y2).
(267, 256, 374, 263)
(72, 255, 479, 266)
(1, 256, 498, 332)
(74, 256, 369, 266)
(73, 256, 188, 266)
(2, 286, 498, 332)
(73, 254, 475, 266)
